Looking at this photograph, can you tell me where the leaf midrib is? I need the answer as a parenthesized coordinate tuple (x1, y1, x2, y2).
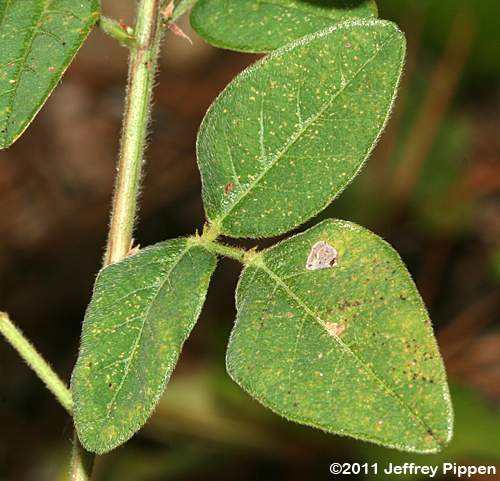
(256, 259, 444, 448)
(1, 0, 53, 142)
(0, 0, 98, 147)
(98, 243, 191, 426)
(211, 29, 396, 228)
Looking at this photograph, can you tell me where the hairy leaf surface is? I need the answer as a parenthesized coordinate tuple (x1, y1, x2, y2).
(191, 0, 377, 53)
(227, 220, 453, 452)
(0, 0, 99, 149)
(72, 238, 216, 453)
(197, 20, 405, 238)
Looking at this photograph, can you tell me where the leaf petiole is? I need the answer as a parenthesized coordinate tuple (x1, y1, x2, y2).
(191, 232, 260, 265)
(202, 240, 248, 263)
(0, 312, 72, 413)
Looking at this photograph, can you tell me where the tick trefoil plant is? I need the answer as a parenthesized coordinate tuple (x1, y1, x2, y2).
(0, 0, 453, 478)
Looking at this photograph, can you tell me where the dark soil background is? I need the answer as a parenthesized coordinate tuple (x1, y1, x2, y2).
(0, 1, 499, 480)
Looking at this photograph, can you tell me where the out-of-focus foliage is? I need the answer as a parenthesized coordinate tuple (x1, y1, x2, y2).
(379, 0, 500, 78)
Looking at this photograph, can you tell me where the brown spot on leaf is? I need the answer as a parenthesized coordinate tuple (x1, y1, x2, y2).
(325, 322, 345, 337)
(224, 181, 235, 194)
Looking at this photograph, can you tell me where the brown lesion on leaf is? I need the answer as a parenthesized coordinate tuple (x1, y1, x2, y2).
(224, 181, 235, 194)
(324, 321, 345, 337)
(337, 299, 360, 311)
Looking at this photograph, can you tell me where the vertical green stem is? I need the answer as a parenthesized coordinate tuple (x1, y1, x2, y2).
(71, 0, 164, 479)
(0, 312, 73, 413)
(70, 439, 95, 481)
(104, 0, 163, 265)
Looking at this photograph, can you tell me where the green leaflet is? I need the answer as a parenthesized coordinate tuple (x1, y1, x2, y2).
(190, 0, 377, 53)
(71, 238, 216, 454)
(227, 219, 453, 453)
(197, 20, 405, 238)
(0, 0, 99, 149)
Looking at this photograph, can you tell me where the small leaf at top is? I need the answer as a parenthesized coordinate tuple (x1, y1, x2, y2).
(190, 0, 377, 53)
(197, 19, 405, 238)
(0, 0, 99, 149)
(71, 238, 216, 454)
(227, 219, 453, 452)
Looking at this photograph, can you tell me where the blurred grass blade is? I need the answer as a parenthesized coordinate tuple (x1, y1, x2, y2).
(227, 219, 453, 452)
(191, 0, 377, 53)
(197, 20, 405, 238)
(71, 238, 216, 454)
(0, 0, 99, 149)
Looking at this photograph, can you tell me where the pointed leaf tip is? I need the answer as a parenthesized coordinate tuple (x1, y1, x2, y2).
(227, 219, 453, 452)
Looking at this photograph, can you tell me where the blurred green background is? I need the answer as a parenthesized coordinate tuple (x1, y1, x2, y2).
(0, 1, 499, 480)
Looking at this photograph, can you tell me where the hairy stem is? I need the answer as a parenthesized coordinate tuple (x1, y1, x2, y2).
(104, 0, 164, 265)
(195, 235, 261, 265)
(71, 0, 164, 478)
(0, 312, 72, 413)
(204, 241, 248, 262)
(70, 439, 95, 481)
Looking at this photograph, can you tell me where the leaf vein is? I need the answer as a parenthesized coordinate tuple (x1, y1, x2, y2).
(101, 243, 191, 424)
(2, 0, 55, 138)
(213, 32, 396, 225)
(258, 260, 442, 445)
